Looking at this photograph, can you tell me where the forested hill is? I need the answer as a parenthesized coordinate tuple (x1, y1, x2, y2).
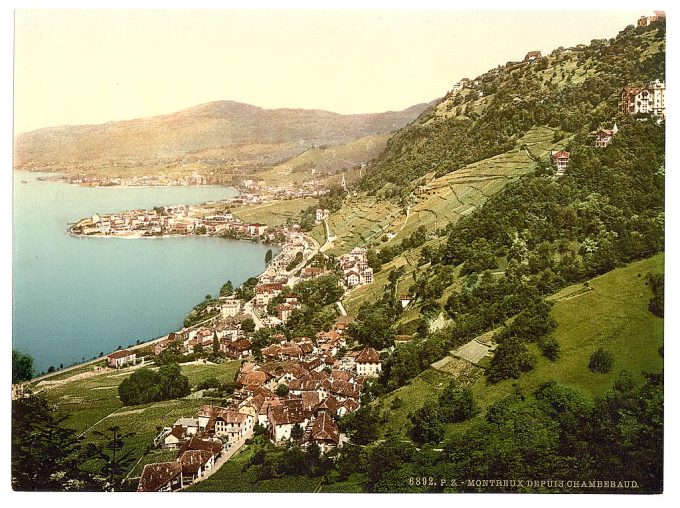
(358, 20, 665, 197)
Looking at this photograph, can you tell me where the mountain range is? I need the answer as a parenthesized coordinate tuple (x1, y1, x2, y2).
(14, 100, 432, 182)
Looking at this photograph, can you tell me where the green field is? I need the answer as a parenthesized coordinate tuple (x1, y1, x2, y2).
(373, 255, 664, 440)
(36, 360, 241, 481)
(372, 368, 457, 437)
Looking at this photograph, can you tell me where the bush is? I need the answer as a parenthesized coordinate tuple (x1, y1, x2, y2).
(647, 272, 664, 317)
(539, 336, 561, 362)
(588, 348, 614, 374)
(487, 338, 537, 383)
(197, 377, 222, 390)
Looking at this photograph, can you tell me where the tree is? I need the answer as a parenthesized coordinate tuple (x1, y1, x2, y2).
(647, 272, 664, 317)
(86, 426, 136, 491)
(265, 249, 273, 264)
(12, 349, 34, 383)
(12, 395, 91, 490)
(157, 363, 191, 400)
(348, 305, 396, 349)
(275, 384, 289, 397)
(220, 280, 234, 297)
(212, 331, 220, 354)
(487, 338, 536, 383)
(290, 423, 304, 442)
(540, 336, 561, 361)
(589, 348, 614, 373)
(411, 401, 444, 444)
(241, 317, 256, 333)
(439, 384, 476, 423)
(118, 363, 190, 405)
(338, 406, 382, 445)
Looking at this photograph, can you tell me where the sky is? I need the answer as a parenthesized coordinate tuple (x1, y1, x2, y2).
(13, 8, 645, 134)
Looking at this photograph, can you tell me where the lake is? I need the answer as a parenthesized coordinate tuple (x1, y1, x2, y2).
(13, 171, 273, 373)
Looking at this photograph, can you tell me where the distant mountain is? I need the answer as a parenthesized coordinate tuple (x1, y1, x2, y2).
(13, 100, 432, 180)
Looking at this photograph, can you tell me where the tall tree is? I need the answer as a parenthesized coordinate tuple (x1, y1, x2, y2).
(86, 426, 136, 491)
(12, 349, 34, 383)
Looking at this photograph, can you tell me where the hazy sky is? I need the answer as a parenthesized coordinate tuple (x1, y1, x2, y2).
(14, 9, 643, 134)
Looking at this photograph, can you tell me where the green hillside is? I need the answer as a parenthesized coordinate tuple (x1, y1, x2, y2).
(375, 254, 664, 438)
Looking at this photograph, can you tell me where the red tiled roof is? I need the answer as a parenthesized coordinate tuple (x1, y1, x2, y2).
(330, 380, 360, 399)
(179, 449, 213, 475)
(551, 150, 570, 160)
(138, 462, 182, 492)
(178, 436, 222, 457)
(309, 412, 340, 445)
(356, 347, 381, 363)
(315, 395, 339, 414)
(301, 391, 321, 411)
(236, 370, 272, 388)
(342, 398, 360, 413)
(108, 349, 135, 360)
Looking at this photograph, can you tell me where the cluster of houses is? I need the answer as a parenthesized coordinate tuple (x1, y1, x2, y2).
(239, 179, 331, 201)
(139, 314, 383, 492)
(64, 171, 209, 188)
(338, 247, 374, 288)
(154, 320, 254, 360)
(139, 431, 224, 491)
(637, 11, 665, 27)
(74, 204, 273, 240)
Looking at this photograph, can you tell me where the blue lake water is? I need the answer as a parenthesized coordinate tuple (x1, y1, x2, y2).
(13, 172, 273, 373)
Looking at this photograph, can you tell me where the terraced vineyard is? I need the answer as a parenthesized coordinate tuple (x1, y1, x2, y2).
(393, 126, 564, 241)
(324, 195, 402, 255)
(227, 197, 318, 227)
(325, 126, 566, 262)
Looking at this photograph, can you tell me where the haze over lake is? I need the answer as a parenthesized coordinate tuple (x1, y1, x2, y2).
(13, 172, 273, 373)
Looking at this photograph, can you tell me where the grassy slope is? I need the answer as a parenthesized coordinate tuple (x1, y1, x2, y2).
(373, 255, 664, 439)
(37, 361, 241, 479)
(471, 253, 664, 409)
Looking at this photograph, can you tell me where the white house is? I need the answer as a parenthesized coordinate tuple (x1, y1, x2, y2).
(356, 347, 382, 377)
(221, 297, 241, 318)
(107, 349, 136, 369)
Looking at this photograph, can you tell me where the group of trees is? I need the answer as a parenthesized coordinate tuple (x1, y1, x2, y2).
(297, 185, 346, 231)
(330, 371, 663, 493)
(410, 383, 476, 444)
(117, 363, 190, 405)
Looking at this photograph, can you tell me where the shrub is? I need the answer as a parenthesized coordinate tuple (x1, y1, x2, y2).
(588, 348, 614, 373)
(539, 336, 561, 362)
